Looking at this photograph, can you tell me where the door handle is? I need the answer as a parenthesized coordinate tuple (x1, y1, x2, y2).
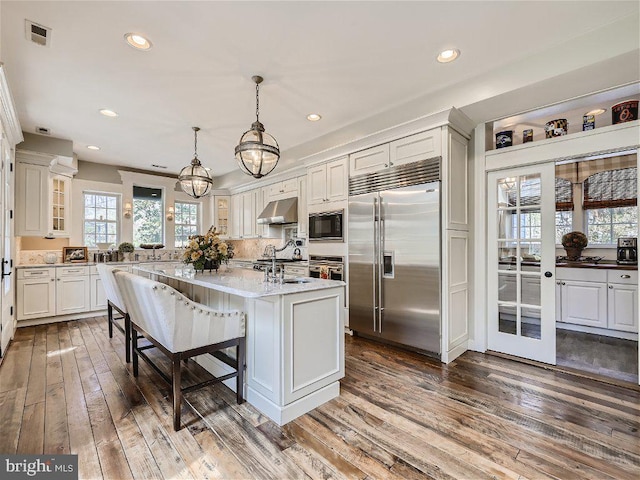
(544, 271, 553, 278)
(1, 258, 11, 279)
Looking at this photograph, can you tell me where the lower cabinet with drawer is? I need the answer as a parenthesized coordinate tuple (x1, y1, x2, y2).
(17, 268, 57, 320)
(17, 264, 135, 322)
(556, 268, 638, 334)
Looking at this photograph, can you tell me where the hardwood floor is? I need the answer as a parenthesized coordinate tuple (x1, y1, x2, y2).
(1, 316, 639, 479)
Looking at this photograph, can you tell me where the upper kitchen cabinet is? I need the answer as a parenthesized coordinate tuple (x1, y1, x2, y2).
(266, 178, 298, 202)
(15, 150, 76, 237)
(213, 195, 230, 237)
(15, 161, 48, 236)
(349, 129, 442, 176)
(307, 156, 348, 205)
(230, 189, 260, 239)
(297, 176, 308, 238)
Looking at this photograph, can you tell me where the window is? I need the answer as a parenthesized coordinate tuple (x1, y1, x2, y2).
(175, 201, 199, 247)
(133, 186, 163, 246)
(84, 192, 119, 247)
(586, 207, 637, 244)
(555, 211, 573, 244)
(555, 177, 574, 244)
(584, 167, 637, 245)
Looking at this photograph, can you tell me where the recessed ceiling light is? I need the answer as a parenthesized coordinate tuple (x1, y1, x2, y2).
(437, 48, 460, 63)
(586, 108, 606, 116)
(99, 109, 118, 117)
(87, 145, 100, 150)
(306, 113, 322, 122)
(124, 33, 152, 51)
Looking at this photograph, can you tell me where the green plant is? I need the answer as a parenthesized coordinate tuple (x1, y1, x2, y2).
(561, 231, 588, 249)
(118, 242, 135, 253)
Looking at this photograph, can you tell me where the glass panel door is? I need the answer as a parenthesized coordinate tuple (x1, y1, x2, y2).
(488, 163, 556, 364)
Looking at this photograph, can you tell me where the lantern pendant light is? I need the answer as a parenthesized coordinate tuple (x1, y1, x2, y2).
(235, 75, 280, 179)
(178, 126, 213, 198)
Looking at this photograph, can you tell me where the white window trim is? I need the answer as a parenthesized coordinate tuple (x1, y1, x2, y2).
(174, 200, 201, 248)
(82, 190, 121, 248)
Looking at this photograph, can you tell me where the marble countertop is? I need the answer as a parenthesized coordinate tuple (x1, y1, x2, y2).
(134, 264, 344, 298)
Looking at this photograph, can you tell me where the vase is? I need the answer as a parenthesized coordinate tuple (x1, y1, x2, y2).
(564, 247, 583, 260)
(204, 260, 219, 272)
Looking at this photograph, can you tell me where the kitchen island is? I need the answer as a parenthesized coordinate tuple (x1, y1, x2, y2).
(134, 264, 345, 425)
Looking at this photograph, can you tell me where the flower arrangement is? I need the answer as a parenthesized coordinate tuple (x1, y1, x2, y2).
(182, 226, 234, 271)
(561, 231, 588, 249)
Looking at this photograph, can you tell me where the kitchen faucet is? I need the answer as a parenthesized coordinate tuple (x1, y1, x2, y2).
(263, 240, 296, 283)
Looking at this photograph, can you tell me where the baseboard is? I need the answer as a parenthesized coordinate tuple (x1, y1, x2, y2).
(17, 310, 107, 327)
(556, 322, 638, 341)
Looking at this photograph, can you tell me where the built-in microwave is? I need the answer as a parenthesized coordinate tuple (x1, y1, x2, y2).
(308, 210, 344, 242)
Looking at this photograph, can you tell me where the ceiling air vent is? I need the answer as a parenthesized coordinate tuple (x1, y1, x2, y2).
(151, 164, 168, 169)
(25, 20, 51, 47)
(35, 126, 51, 135)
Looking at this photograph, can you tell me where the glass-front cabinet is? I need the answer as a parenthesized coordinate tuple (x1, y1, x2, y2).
(214, 195, 230, 237)
(49, 174, 71, 237)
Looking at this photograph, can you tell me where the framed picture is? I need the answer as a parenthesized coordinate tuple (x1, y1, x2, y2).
(63, 247, 88, 263)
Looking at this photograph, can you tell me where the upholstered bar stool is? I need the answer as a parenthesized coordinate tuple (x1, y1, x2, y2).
(96, 264, 132, 362)
(114, 270, 245, 431)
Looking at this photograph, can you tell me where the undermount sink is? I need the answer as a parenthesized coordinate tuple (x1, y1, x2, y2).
(283, 278, 311, 284)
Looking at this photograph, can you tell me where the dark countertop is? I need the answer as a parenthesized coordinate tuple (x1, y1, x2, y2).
(556, 261, 637, 271)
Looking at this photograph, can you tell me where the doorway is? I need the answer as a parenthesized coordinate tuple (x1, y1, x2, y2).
(554, 154, 638, 383)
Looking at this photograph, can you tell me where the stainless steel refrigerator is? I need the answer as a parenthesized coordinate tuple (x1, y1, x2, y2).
(348, 164, 441, 355)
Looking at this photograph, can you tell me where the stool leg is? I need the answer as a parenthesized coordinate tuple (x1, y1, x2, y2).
(132, 325, 139, 377)
(172, 355, 182, 431)
(236, 338, 245, 405)
(124, 314, 131, 364)
(107, 303, 114, 338)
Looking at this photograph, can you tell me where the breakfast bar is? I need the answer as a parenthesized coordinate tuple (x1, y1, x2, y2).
(134, 264, 345, 425)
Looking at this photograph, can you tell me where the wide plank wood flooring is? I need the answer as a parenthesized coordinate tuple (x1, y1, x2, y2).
(1, 316, 639, 479)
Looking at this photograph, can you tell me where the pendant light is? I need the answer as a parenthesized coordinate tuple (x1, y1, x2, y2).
(235, 75, 280, 179)
(178, 127, 213, 198)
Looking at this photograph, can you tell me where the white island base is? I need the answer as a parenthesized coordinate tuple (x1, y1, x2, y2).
(136, 266, 345, 426)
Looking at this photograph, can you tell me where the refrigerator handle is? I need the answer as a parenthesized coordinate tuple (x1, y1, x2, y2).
(373, 197, 379, 333)
(378, 197, 384, 333)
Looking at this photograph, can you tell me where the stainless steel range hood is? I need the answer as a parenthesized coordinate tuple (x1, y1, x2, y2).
(257, 197, 298, 224)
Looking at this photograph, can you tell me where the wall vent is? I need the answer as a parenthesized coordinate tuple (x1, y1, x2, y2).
(25, 20, 51, 47)
(151, 164, 168, 169)
(35, 126, 51, 135)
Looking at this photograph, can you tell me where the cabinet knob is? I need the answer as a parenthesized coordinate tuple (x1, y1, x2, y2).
(561, 282, 566, 285)
(556, 281, 561, 285)
(51, 278, 54, 282)
(609, 285, 613, 289)
(384, 164, 389, 168)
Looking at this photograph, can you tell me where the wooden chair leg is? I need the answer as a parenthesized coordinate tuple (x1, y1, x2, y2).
(237, 338, 245, 405)
(107, 303, 114, 338)
(132, 325, 139, 377)
(124, 314, 131, 364)
(172, 355, 182, 431)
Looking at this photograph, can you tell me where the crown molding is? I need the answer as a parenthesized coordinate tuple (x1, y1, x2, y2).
(0, 63, 24, 147)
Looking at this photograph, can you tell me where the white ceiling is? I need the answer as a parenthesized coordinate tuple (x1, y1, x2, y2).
(2, 1, 639, 183)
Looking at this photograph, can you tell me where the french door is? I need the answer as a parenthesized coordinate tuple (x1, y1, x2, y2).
(487, 163, 556, 364)
(0, 135, 14, 357)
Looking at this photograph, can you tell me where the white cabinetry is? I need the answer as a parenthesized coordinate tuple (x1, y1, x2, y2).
(15, 162, 48, 236)
(50, 174, 71, 237)
(230, 189, 260, 239)
(606, 270, 638, 333)
(556, 268, 638, 334)
(560, 280, 608, 328)
(266, 179, 297, 201)
(15, 159, 73, 237)
(349, 129, 442, 177)
(17, 268, 56, 320)
(307, 156, 348, 205)
(55, 266, 90, 315)
(297, 176, 308, 238)
(213, 196, 230, 237)
(17, 264, 133, 321)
